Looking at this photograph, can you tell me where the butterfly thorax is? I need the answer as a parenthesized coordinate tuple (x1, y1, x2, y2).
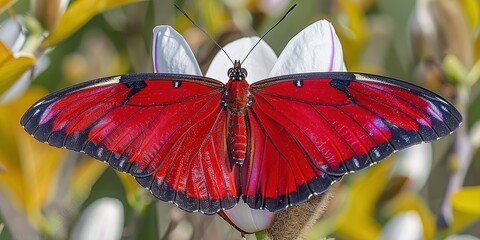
(224, 80, 251, 112)
(223, 60, 251, 112)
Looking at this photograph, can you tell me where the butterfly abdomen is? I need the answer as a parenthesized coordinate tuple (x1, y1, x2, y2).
(228, 113, 248, 165)
(224, 78, 252, 166)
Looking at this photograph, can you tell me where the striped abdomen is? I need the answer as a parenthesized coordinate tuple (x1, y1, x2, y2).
(228, 113, 247, 165)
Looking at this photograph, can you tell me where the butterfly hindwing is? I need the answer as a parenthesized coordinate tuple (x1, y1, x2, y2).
(21, 73, 239, 214)
(243, 72, 461, 211)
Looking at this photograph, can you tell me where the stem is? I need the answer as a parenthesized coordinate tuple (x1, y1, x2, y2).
(439, 84, 473, 228)
(21, 16, 45, 55)
(126, 207, 142, 239)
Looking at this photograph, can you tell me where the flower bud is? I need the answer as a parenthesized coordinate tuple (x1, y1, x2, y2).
(30, 0, 69, 31)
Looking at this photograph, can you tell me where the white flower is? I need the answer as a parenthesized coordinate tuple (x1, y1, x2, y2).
(70, 198, 124, 240)
(152, 19, 346, 233)
(0, 18, 26, 52)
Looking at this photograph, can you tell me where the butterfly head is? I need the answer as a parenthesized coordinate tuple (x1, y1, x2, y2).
(228, 60, 248, 81)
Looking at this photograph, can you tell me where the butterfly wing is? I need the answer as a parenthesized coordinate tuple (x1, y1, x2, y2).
(243, 72, 462, 211)
(21, 73, 239, 214)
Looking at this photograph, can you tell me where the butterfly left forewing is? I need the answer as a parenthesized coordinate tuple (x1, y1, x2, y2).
(243, 72, 461, 211)
(21, 73, 239, 214)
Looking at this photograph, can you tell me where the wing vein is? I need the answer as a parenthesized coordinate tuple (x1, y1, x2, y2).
(348, 87, 426, 141)
(61, 89, 132, 147)
(126, 90, 221, 107)
(136, 94, 221, 177)
(183, 108, 223, 206)
(334, 106, 382, 164)
(252, 95, 330, 172)
(356, 81, 449, 123)
(249, 108, 317, 192)
(253, 90, 352, 106)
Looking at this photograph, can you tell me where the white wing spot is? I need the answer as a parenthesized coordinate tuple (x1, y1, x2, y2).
(352, 157, 360, 168)
(96, 148, 104, 157)
(373, 148, 381, 157)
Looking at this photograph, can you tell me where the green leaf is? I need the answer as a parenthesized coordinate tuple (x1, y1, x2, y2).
(443, 54, 467, 85)
(466, 59, 480, 86)
(255, 230, 267, 239)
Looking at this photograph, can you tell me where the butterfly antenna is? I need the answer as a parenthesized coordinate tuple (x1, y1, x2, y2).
(174, 4, 234, 65)
(241, 4, 297, 65)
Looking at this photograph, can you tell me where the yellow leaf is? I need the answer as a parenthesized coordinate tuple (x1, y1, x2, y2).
(308, 160, 394, 240)
(0, 87, 65, 224)
(458, 0, 480, 30)
(69, 157, 107, 201)
(43, 0, 145, 47)
(116, 172, 138, 194)
(0, 0, 16, 14)
(0, 40, 12, 65)
(0, 55, 36, 93)
(475, 33, 480, 61)
(335, 0, 368, 70)
(382, 192, 436, 240)
(448, 186, 480, 233)
(0, 41, 36, 94)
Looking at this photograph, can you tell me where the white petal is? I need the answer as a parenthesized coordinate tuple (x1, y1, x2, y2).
(152, 26, 202, 75)
(380, 211, 424, 240)
(70, 198, 124, 240)
(392, 143, 432, 191)
(222, 199, 275, 233)
(206, 37, 277, 83)
(0, 18, 26, 52)
(269, 20, 346, 77)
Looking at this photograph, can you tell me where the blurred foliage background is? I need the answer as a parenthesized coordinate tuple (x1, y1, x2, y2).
(0, 0, 479, 239)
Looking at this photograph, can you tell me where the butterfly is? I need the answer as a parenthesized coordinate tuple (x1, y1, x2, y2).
(21, 56, 462, 215)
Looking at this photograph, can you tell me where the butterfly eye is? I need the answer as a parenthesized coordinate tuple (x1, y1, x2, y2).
(227, 68, 234, 77)
(241, 68, 248, 78)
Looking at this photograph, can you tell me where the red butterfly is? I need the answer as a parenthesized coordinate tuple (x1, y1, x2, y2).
(21, 58, 461, 215)
(20, 13, 462, 235)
